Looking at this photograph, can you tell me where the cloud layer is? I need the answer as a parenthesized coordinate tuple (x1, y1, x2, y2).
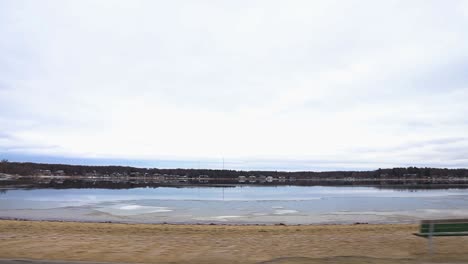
(1, 0, 468, 170)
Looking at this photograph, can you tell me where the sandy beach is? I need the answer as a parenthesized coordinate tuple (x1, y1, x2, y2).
(0, 220, 468, 263)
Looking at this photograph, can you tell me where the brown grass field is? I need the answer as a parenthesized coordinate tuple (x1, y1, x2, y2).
(1, 220, 468, 263)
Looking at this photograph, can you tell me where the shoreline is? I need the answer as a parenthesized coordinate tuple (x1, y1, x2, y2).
(1, 220, 468, 263)
(0, 216, 378, 226)
(0, 218, 400, 226)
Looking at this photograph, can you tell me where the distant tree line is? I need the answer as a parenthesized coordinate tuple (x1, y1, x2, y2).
(1, 160, 468, 179)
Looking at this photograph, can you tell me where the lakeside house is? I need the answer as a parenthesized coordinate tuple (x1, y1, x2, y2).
(36, 169, 52, 176)
(176, 175, 188, 183)
(54, 170, 65, 176)
(130, 172, 141, 177)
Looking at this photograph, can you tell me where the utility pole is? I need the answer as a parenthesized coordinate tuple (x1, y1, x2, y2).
(222, 157, 225, 200)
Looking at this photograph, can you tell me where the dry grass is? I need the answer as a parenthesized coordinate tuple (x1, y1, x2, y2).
(1, 220, 467, 263)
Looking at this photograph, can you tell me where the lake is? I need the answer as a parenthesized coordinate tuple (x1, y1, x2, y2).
(1, 185, 468, 224)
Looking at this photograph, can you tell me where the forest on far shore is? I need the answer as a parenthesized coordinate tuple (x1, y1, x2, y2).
(1, 160, 468, 180)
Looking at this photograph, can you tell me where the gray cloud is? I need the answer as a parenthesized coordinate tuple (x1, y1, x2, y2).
(0, 132, 12, 140)
(1, 0, 468, 170)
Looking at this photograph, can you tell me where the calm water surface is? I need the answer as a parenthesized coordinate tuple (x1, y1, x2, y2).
(1, 186, 468, 224)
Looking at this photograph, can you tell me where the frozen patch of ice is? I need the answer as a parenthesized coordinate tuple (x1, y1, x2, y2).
(273, 209, 298, 215)
(119, 205, 145, 210)
(95, 204, 172, 216)
(213, 215, 242, 219)
(415, 209, 468, 215)
(329, 211, 397, 216)
(252, 213, 267, 216)
(193, 215, 242, 221)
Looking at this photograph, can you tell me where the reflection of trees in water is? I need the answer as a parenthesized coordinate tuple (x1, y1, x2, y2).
(1, 178, 468, 192)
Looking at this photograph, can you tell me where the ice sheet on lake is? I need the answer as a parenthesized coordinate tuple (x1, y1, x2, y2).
(95, 204, 173, 216)
(1, 186, 468, 224)
(273, 209, 299, 215)
(192, 215, 243, 222)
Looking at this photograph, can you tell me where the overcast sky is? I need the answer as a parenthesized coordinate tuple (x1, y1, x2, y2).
(1, 0, 468, 171)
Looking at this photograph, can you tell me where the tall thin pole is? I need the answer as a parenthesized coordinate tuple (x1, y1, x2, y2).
(222, 157, 225, 200)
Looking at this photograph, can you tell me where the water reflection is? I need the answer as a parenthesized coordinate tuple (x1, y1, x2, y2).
(1, 177, 468, 191)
